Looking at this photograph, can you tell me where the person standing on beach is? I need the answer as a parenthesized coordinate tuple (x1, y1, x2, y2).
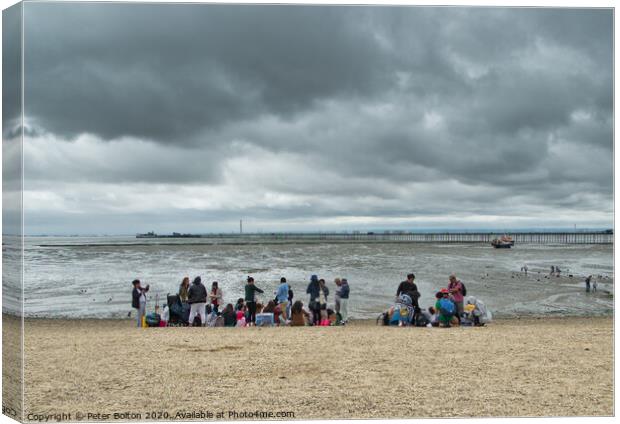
(287, 286, 294, 318)
(396, 273, 418, 300)
(334, 278, 342, 313)
(187, 276, 208, 326)
(318, 279, 330, 323)
(396, 273, 420, 321)
(338, 278, 350, 324)
(178, 277, 190, 303)
(131, 279, 150, 327)
(245, 276, 264, 326)
(276, 277, 290, 321)
(448, 274, 465, 324)
(209, 281, 223, 314)
(306, 275, 322, 325)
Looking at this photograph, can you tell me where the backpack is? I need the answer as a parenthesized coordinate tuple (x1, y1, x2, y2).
(145, 312, 161, 327)
(439, 298, 455, 317)
(415, 314, 430, 327)
(389, 307, 401, 325)
(213, 316, 225, 327)
(461, 282, 467, 297)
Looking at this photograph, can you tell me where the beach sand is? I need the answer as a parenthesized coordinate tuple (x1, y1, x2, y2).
(11, 315, 614, 420)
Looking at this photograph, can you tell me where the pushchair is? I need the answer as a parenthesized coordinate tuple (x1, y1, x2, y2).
(167, 293, 190, 326)
(377, 293, 416, 326)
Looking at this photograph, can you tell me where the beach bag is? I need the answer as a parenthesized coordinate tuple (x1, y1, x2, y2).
(439, 298, 455, 317)
(145, 312, 161, 327)
(389, 308, 401, 325)
(255, 313, 275, 327)
(213, 316, 225, 327)
(415, 314, 430, 327)
(460, 317, 474, 326)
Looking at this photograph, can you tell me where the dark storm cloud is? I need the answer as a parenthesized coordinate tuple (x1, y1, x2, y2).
(17, 4, 613, 232)
(24, 3, 395, 142)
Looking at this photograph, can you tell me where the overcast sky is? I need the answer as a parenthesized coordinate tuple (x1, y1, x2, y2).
(4, 4, 613, 235)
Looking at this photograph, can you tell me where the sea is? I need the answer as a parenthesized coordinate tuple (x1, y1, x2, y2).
(2, 236, 614, 319)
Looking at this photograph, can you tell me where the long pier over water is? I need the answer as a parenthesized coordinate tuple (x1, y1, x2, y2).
(239, 232, 613, 244)
(147, 231, 613, 245)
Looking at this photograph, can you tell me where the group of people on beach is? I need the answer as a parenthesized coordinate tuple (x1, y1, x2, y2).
(383, 273, 490, 328)
(131, 274, 351, 327)
(132, 271, 490, 328)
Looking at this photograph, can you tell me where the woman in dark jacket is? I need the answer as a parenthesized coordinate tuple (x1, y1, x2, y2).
(187, 276, 208, 326)
(306, 275, 327, 325)
(221, 303, 237, 327)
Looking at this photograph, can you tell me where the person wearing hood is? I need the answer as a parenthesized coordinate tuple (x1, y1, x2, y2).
(187, 276, 208, 326)
(466, 296, 491, 326)
(337, 278, 350, 324)
(306, 274, 323, 325)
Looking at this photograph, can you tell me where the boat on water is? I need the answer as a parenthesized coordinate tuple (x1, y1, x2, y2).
(491, 235, 514, 249)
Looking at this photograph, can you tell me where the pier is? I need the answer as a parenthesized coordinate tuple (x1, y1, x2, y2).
(242, 231, 613, 244)
(143, 231, 612, 245)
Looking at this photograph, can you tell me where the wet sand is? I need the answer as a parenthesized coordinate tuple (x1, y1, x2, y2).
(10, 315, 613, 420)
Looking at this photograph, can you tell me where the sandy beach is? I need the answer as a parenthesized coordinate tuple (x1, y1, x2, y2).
(7, 314, 612, 420)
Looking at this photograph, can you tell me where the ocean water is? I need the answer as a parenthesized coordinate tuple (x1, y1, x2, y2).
(10, 236, 614, 319)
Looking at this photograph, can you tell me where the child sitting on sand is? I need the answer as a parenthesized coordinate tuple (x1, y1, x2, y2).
(235, 298, 245, 311)
(236, 310, 246, 327)
(290, 301, 310, 326)
(435, 289, 456, 328)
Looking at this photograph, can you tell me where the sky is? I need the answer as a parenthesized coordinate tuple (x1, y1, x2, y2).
(2, 4, 614, 235)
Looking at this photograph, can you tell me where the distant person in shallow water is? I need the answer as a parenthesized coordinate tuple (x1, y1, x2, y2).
(131, 279, 150, 327)
(178, 277, 190, 303)
(585, 275, 592, 293)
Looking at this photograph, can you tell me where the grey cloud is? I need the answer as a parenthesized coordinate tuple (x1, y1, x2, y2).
(13, 4, 614, 233)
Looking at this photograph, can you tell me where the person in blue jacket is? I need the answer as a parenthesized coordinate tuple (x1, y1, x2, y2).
(276, 277, 290, 322)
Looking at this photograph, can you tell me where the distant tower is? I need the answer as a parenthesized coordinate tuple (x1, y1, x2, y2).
(240, 219, 243, 234)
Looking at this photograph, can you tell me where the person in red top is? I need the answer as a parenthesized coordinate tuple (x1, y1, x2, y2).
(448, 274, 465, 323)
